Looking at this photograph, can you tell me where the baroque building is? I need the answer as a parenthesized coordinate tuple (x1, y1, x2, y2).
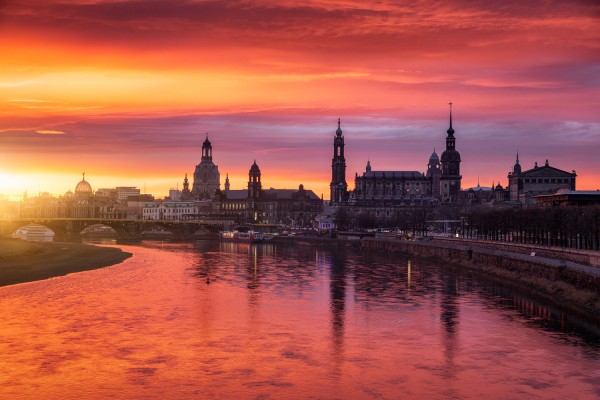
(352, 161, 437, 206)
(20, 173, 99, 219)
(192, 134, 220, 199)
(216, 161, 323, 226)
(508, 157, 576, 204)
(332, 105, 460, 210)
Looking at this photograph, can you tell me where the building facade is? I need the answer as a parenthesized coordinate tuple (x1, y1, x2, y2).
(217, 161, 323, 226)
(352, 163, 437, 207)
(142, 201, 198, 220)
(192, 134, 220, 199)
(332, 105, 460, 212)
(508, 157, 576, 204)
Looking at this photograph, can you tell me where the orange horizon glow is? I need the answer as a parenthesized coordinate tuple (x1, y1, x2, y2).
(1, 0, 599, 199)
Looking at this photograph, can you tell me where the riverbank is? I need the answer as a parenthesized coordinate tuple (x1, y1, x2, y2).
(361, 237, 600, 315)
(0, 238, 132, 287)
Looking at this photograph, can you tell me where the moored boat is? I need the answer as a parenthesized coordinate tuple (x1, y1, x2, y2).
(11, 223, 55, 241)
(220, 227, 264, 243)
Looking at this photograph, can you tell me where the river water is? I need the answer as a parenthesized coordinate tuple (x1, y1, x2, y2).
(0, 241, 598, 399)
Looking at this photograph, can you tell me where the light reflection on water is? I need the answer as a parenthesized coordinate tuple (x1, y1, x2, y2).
(81, 237, 117, 245)
(0, 241, 599, 400)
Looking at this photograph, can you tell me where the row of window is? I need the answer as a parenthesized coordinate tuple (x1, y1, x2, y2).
(524, 178, 571, 184)
(221, 202, 320, 211)
(357, 188, 423, 196)
(145, 208, 195, 214)
(223, 203, 246, 210)
(360, 181, 424, 186)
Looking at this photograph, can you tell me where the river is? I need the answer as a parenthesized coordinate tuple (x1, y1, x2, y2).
(0, 241, 598, 399)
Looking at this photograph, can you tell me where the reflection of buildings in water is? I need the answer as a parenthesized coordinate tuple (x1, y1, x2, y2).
(440, 273, 460, 380)
(407, 259, 411, 294)
(329, 248, 347, 374)
(218, 242, 275, 257)
(246, 244, 260, 292)
(351, 257, 411, 303)
(219, 241, 251, 255)
(477, 282, 600, 341)
(245, 244, 262, 335)
(315, 249, 328, 274)
(441, 275, 459, 334)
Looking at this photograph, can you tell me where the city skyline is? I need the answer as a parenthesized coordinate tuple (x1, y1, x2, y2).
(1, 0, 599, 199)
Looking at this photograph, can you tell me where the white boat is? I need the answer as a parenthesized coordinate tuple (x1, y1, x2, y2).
(11, 224, 55, 241)
(220, 227, 264, 243)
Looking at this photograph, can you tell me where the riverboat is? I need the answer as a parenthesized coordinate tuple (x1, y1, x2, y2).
(220, 227, 264, 243)
(11, 224, 55, 241)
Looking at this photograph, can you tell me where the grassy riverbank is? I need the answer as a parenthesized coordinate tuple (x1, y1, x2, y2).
(0, 238, 132, 287)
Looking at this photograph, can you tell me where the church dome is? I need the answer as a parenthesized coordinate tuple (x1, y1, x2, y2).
(513, 152, 521, 174)
(513, 162, 521, 174)
(249, 160, 261, 175)
(336, 118, 343, 136)
(75, 174, 92, 194)
(440, 149, 461, 163)
(429, 150, 439, 163)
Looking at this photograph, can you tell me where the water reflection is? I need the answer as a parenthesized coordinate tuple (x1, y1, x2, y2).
(82, 237, 117, 245)
(474, 279, 600, 346)
(440, 273, 459, 381)
(330, 248, 347, 374)
(0, 242, 598, 399)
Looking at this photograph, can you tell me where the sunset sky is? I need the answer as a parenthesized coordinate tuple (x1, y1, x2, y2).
(0, 0, 598, 199)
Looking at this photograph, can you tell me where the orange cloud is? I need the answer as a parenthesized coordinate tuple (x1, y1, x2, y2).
(35, 130, 65, 135)
(0, 0, 598, 197)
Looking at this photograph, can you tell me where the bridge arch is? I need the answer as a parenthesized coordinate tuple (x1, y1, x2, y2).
(80, 224, 118, 236)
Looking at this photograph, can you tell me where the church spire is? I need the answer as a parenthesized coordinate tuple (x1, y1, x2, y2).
(513, 150, 522, 174)
(444, 102, 456, 150)
(180, 172, 191, 200)
(447, 102, 454, 136)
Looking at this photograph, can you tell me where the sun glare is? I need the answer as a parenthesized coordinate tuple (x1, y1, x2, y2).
(0, 172, 23, 195)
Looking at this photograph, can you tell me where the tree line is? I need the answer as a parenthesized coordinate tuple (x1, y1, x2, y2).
(334, 205, 600, 250)
(462, 206, 600, 250)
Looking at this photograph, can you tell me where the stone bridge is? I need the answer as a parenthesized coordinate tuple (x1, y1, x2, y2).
(0, 218, 235, 241)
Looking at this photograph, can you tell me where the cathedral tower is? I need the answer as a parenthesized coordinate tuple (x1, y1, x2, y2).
(247, 161, 262, 223)
(426, 149, 442, 198)
(192, 134, 221, 199)
(330, 119, 348, 205)
(440, 104, 462, 202)
(248, 161, 262, 199)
